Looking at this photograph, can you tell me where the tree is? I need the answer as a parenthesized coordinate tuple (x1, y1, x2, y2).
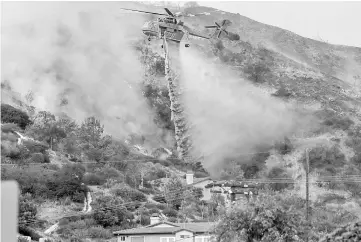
(47, 164, 86, 199)
(18, 193, 37, 225)
(56, 114, 78, 134)
(267, 166, 293, 191)
(93, 195, 133, 228)
(78, 117, 104, 149)
(214, 191, 308, 242)
(208, 194, 225, 221)
(164, 177, 185, 209)
(77, 117, 111, 161)
(1, 104, 32, 129)
(26, 111, 67, 150)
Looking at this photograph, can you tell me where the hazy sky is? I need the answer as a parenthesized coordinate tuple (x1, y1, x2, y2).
(200, 1, 361, 48)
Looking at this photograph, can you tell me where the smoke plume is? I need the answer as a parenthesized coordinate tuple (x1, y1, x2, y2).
(1, 2, 164, 145)
(178, 46, 308, 175)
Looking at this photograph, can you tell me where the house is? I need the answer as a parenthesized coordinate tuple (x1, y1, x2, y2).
(113, 214, 216, 242)
(185, 171, 213, 201)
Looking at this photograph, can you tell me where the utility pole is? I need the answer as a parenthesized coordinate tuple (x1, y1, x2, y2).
(305, 148, 310, 242)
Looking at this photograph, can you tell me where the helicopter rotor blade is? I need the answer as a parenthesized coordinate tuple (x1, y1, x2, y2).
(119, 8, 168, 16)
(164, 8, 175, 17)
(205, 25, 217, 28)
(217, 30, 222, 38)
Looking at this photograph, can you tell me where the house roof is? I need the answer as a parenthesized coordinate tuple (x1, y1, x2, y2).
(113, 222, 216, 235)
(204, 180, 260, 188)
(192, 177, 212, 185)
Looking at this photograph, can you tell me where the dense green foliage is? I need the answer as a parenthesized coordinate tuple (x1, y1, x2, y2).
(318, 221, 361, 242)
(93, 195, 133, 228)
(214, 191, 359, 242)
(1, 103, 32, 129)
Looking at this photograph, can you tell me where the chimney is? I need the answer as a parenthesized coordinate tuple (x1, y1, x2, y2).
(150, 213, 160, 225)
(186, 170, 194, 185)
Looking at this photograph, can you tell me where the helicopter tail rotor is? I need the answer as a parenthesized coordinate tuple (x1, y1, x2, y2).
(205, 19, 231, 39)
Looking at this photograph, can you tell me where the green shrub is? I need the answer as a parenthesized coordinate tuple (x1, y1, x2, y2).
(83, 218, 97, 227)
(345, 136, 361, 155)
(22, 140, 48, 153)
(156, 203, 166, 210)
(267, 166, 293, 191)
(162, 207, 178, 217)
(46, 164, 86, 200)
(139, 187, 153, 194)
(30, 153, 45, 163)
(83, 173, 104, 186)
(6, 145, 22, 159)
(318, 221, 361, 242)
(93, 196, 131, 228)
(110, 160, 128, 172)
(111, 186, 147, 202)
(1, 123, 22, 133)
(66, 220, 87, 230)
(1, 132, 19, 143)
(18, 226, 42, 241)
(71, 191, 85, 203)
(243, 61, 270, 83)
(95, 166, 124, 182)
(86, 226, 113, 239)
(148, 208, 159, 214)
(305, 145, 346, 173)
(319, 110, 354, 131)
(18, 237, 31, 242)
(86, 148, 103, 162)
(69, 238, 84, 242)
(140, 215, 150, 225)
(43, 153, 51, 163)
(318, 193, 346, 204)
(1, 104, 32, 129)
(153, 194, 166, 203)
(158, 160, 172, 167)
(194, 171, 209, 178)
(167, 217, 177, 223)
(18, 193, 37, 224)
(144, 203, 158, 210)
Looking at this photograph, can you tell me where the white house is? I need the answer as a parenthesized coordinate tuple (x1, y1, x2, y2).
(113, 214, 216, 242)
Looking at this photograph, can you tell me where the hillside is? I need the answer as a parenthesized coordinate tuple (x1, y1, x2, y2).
(1, 1, 361, 242)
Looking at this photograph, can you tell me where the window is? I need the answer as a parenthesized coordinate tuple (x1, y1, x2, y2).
(180, 235, 190, 239)
(161, 237, 175, 242)
(195, 236, 211, 242)
(120, 237, 125, 241)
(131, 236, 144, 242)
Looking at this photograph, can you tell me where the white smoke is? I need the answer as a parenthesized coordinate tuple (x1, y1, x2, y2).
(1, 2, 166, 145)
(178, 46, 308, 174)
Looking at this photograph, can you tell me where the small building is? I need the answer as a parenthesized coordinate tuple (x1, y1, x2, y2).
(113, 214, 216, 242)
(185, 171, 213, 201)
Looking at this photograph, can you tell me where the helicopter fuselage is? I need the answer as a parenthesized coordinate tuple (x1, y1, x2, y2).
(142, 20, 185, 43)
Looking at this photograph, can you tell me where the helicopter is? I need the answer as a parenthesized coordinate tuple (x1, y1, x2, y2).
(120, 7, 232, 48)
